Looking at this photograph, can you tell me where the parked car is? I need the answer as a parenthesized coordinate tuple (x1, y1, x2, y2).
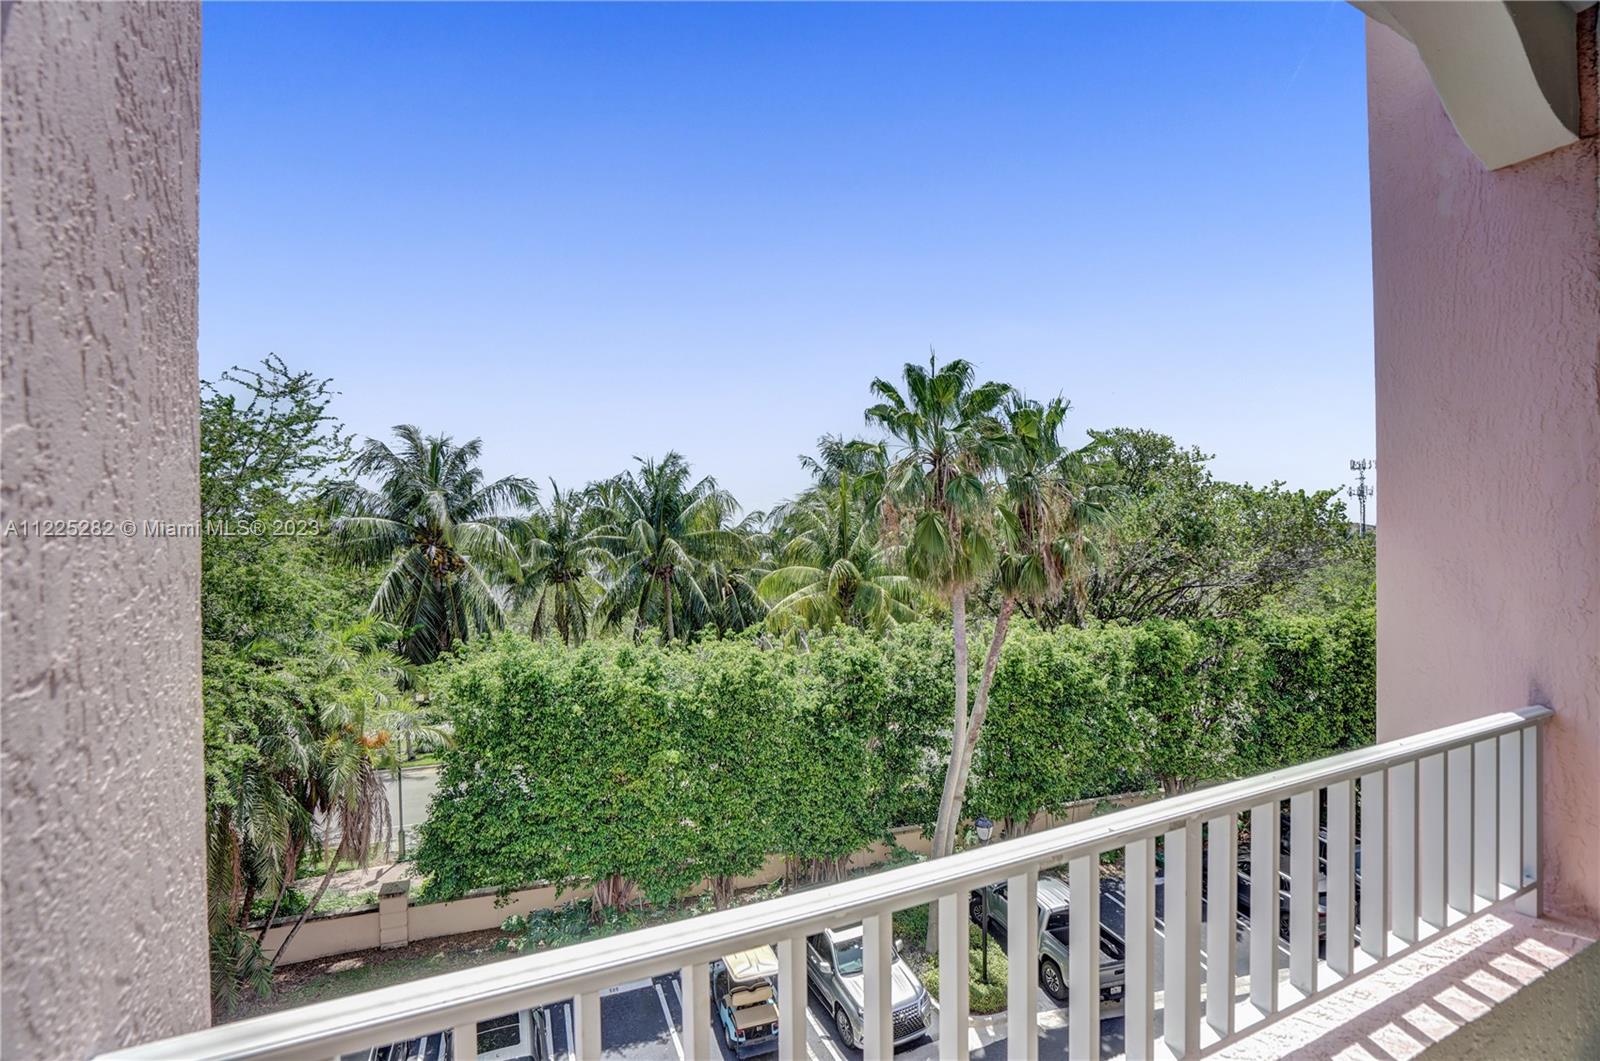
(970, 876, 1128, 1005)
(711, 945, 782, 1057)
(1232, 817, 1362, 951)
(337, 1007, 550, 1061)
(805, 925, 933, 1050)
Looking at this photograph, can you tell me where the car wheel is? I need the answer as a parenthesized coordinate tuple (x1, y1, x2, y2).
(1040, 957, 1069, 1003)
(834, 1005, 860, 1050)
(970, 893, 985, 922)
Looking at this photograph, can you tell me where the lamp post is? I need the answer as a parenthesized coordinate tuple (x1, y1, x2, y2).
(975, 816, 995, 984)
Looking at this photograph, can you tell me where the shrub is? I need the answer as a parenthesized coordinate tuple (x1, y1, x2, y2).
(921, 923, 1008, 1015)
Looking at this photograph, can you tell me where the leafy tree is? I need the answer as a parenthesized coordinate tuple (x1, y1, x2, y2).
(593, 453, 752, 643)
(1056, 428, 1351, 625)
(200, 354, 350, 522)
(866, 355, 1011, 868)
(323, 426, 535, 663)
(1121, 619, 1253, 795)
(513, 480, 609, 645)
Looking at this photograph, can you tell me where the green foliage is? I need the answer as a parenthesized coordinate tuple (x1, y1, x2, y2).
(921, 923, 1009, 1015)
(415, 610, 1374, 904)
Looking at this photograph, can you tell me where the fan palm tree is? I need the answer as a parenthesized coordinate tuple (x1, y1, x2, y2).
(948, 398, 1113, 834)
(593, 453, 752, 643)
(759, 472, 918, 637)
(514, 480, 609, 645)
(322, 426, 535, 663)
(866, 355, 1011, 868)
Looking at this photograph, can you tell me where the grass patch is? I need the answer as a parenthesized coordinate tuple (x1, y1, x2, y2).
(920, 923, 1008, 1015)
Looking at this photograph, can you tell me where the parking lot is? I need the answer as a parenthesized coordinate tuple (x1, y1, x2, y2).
(511, 872, 1292, 1060)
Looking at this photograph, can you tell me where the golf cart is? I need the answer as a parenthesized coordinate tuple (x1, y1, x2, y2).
(711, 945, 781, 1057)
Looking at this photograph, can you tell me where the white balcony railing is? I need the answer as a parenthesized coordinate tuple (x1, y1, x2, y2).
(102, 706, 1549, 1061)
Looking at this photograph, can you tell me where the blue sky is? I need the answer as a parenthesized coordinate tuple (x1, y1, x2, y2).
(201, 1, 1375, 516)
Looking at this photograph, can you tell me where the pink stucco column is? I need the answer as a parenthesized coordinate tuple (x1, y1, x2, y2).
(2, 1, 208, 1053)
(1367, 19, 1600, 928)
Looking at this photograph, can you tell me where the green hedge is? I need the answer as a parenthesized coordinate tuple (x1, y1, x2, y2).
(416, 609, 1374, 904)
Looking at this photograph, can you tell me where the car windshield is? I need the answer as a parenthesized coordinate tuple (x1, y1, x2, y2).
(832, 939, 864, 976)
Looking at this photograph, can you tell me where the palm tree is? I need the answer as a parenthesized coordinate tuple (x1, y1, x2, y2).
(268, 620, 407, 971)
(948, 398, 1112, 835)
(514, 480, 609, 645)
(322, 426, 535, 663)
(866, 354, 1011, 868)
(594, 453, 752, 643)
(376, 692, 450, 861)
(759, 472, 918, 637)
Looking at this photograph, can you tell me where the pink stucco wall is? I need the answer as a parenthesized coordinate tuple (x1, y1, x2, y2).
(1367, 21, 1600, 928)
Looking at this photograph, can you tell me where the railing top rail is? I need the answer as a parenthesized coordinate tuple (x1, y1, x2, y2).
(101, 705, 1549, 1060)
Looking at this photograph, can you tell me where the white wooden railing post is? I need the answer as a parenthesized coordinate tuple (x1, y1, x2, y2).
(1517, 726, 1541, 916)
(1205, 813, 1237, 1037)
(1326, 780, 1355, 977)
(1125, 838, 1156, 1061)
(938, 891, 970, 1060)
(452, 1023, 476, 1061)
(1163, 822, 1201, 1058)
(574, 991, 601, 1061)
(1419, 753, 1449, 931)
(1391, 759, 1420, 944)
(680, 962, 709, 1061)
(777, 935, 807, 1061)
(1248, 801, 1280, 1016)
(1069, 854, 1101, 1060)
(1359, 769, 1388, 961)
(1289, 790, 1317, 996)
(1447, 745, 1475, 915)
(1007, 868, 1039, 1061)
(862, 911, 893, 1060)
(1473, 738, 1499, 905)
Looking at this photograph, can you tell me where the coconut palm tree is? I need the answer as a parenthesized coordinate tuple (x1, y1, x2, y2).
(322, 426, 534, 663)
(759, 472, 918, 637)
(593, 453, 752, 643)
(513, 480, 609, 645)
(866, 355, 1011, 868)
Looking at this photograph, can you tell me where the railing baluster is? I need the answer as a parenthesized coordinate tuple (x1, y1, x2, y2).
(1419, 753, 1449, 930)
(1498, 731, 1523, 902)
(1007, 868, 1039, 1061)
(452, 1022, 476, 1061)
(777, 935, 807, 1061)
(680, 961, 709, 1061)
(1205, 813, 1237, 1037)
(1391, 759, 1420, 943)
(1069, 854, 1101, 1060)
(1248, 801, 1280, 1015)
(1125, 838, 1156, 1061)
(862, 911, 893, 1060)
(1289, 791, 1317, 995)
(1326, 780, 1355, 977)
(938, 891, 970, 1061)
(1163, 822, 1201, 1058)
(1447, 745, 1475, 915)
(1360, 769, 1388, 960)
(1518, 726, 1541, 916)
(574, 991, 601, 1061)
(1473, 738, 1499, 904)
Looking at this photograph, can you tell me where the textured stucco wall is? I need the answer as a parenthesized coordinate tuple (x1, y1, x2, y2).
(1, 2, 208, 1055)
(1367, 21, 1600, 928)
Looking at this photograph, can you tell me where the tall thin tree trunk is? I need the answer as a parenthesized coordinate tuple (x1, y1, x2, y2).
(663, 574, 675, 643)
(950, 597, 1015, 822)
(395, 763, 406, 861)
(926, 589, 971, 952)
(255, 836, 303, 946)
(270, 837, 345, 972)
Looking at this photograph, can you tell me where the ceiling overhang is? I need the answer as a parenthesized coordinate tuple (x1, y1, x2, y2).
(1353, 1, 1589, 168)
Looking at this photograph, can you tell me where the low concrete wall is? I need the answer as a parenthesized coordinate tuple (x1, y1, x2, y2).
(261, 796, 1154, 966)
